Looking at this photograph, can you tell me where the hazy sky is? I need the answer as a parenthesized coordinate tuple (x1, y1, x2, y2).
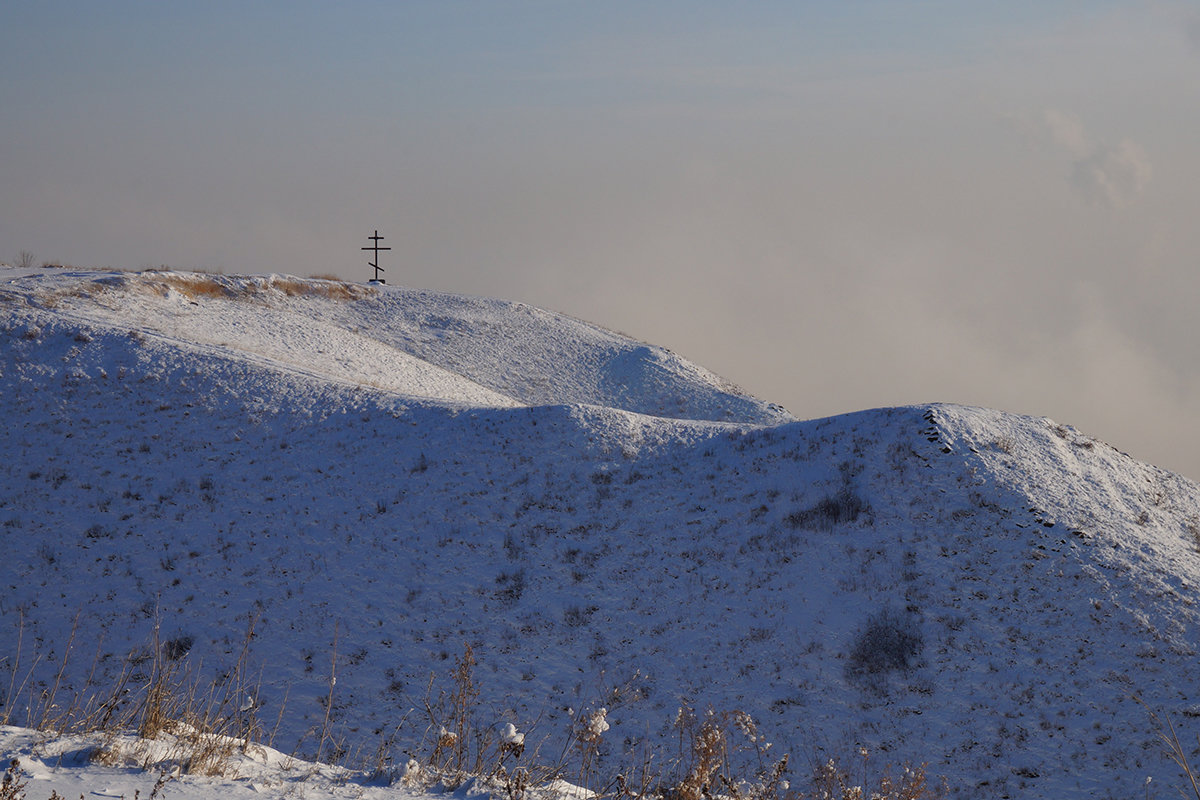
(4, 2, 1199, 480)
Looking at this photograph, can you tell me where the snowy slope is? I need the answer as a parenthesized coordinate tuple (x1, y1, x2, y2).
(2, 267, 1199, 800)
(2, 268, 790, 423)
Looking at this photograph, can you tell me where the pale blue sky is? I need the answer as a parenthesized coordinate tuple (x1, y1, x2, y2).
(4, 2, 1199, 479)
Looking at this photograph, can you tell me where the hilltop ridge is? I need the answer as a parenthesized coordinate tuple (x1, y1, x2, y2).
(2, 267, 1199, 799)
(0, 268, 792, 424)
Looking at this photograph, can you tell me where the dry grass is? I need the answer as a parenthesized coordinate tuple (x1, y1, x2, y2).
(668, 706, 744, 800)
(5, 624, 956, 797)
(0, 759, 28, 800)
(31, 269, 376, 312)
(145, 273, 232, 300)
(408, 656, 943, 800)
(268, 275, 369, 301)
(806, 750, 946, 800)
(422, 644, 490, 778)
(3, 614, 267, 780)
(135, 272, 372, 303)
(1137, 697, 1200, 800)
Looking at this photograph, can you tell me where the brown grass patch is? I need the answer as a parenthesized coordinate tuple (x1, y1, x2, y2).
(130, 272, 373, 303)
(267, 275, 370, 301)
(154, 274, 231, 300)
(34, 270, 373, 307)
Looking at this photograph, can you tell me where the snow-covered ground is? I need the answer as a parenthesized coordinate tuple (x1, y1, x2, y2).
(0, 724, 426, 800)
(2, 266, 1199, 799)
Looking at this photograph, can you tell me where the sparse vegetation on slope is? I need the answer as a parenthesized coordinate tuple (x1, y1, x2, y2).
(1, 632, 951, 800)
(2, 267, 1199, 799)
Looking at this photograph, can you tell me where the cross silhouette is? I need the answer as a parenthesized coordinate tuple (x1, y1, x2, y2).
(362, 230, 391, 283)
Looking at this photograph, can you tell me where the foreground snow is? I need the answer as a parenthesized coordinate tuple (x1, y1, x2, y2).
(2, 267, 1199, 799)
(0, 724, 581, 800)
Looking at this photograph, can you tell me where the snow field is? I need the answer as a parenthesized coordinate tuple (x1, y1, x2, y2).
(2, 267, 1200, 799)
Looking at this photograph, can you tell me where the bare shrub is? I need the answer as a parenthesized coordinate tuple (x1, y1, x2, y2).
(16, 251, 36, 269)
(162, 635, 193, 661)
(0, 758, 28, 800)
(446, 643, 480, 773)
(786, 488, 868, 531)
(669, 706, 730, 800)
(664, 706, 791, 800)
(421, 643, 491, 779)
(564, 605, 598, 628)
(846, 607, 924, 686)
(494, 570, 526, 606)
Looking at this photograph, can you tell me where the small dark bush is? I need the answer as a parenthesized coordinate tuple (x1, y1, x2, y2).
(495, 569, 526, 606)
(846, 606, 923, 683)
(163, 635, 194, 661)
(786, 487, 868, 531)
(37, 544, 57, 565)
(85, 523, 112, 539)
(564, 605, 599, 628)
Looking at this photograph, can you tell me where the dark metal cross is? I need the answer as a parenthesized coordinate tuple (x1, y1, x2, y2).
(362, 230, 391, 283)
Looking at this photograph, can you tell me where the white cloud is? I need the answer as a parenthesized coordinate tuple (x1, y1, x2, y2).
(1043, 109, 1152, 207)
(1044, 108, 1090, 155)
(1070, 139, 1152, 208)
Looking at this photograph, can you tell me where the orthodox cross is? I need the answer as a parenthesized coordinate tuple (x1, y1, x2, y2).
(362, 230, 391, 283)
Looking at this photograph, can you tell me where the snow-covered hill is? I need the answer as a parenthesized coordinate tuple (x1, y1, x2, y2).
(2, 267, 1199, 799)
(1, 268, 790, 423)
